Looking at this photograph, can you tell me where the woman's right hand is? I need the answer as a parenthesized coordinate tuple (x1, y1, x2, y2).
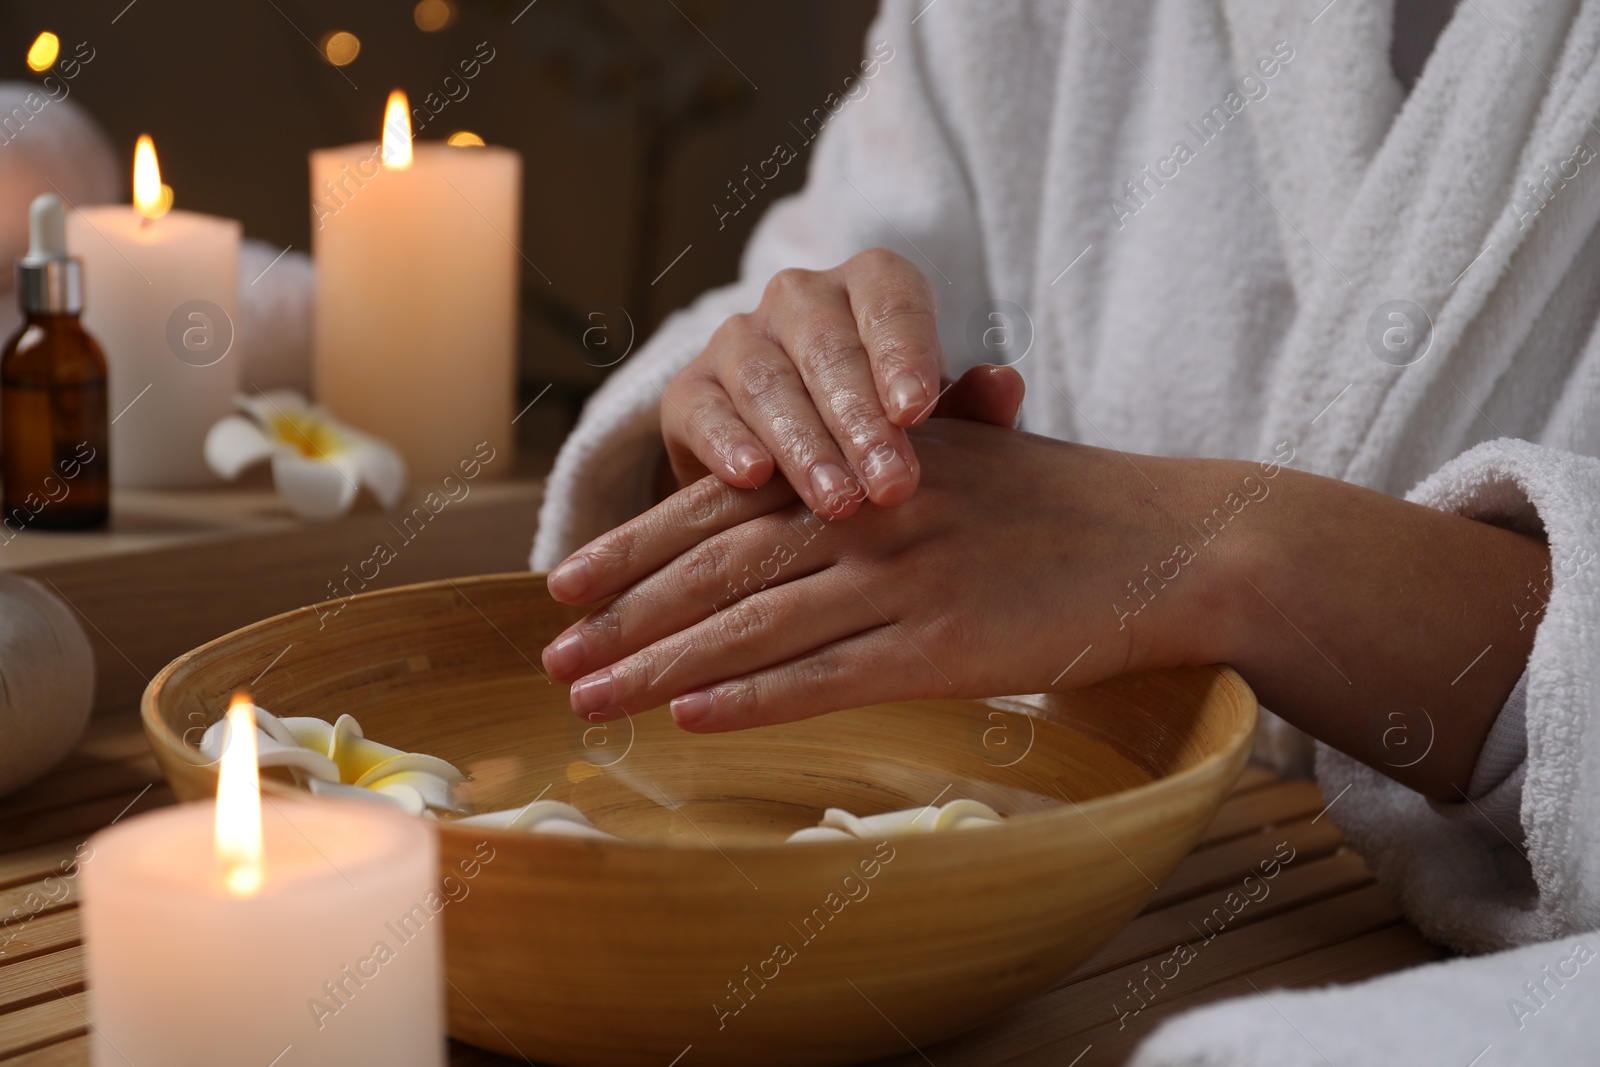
(658, 247, 952, 519)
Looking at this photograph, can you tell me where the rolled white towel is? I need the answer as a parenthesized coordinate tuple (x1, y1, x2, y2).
(0, 574, 95, 797)
(0, 82, 119, 343)
(236, 239, 313, 394)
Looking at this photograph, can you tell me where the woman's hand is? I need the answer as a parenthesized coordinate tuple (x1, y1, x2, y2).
(541, 420, 1232, 731)
(544, 417, 1552, 800)
(659, 248, 946, 519)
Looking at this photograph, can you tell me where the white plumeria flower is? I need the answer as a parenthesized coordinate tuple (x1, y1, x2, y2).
(204, 391, 406, 521)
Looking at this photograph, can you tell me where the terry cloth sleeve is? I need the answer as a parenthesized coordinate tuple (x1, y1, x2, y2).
(1128, 929, 1600, 1067)
(1316, 437, 1600, 954)
(530, 0, 992, 570)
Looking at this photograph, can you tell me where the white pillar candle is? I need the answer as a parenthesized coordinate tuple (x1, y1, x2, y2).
(82, 701, 445, 1067)
(66, 135, 241, 488)
(312, 90, 520, 483)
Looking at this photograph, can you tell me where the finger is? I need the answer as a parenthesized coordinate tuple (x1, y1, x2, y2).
(932, 364, 1026, 427)
(545, 472, 798, 604)
(714, 314, 871, 518)
(763, 268, 919, 505)
(667, 624, 955, 732)
(659, 345, 774, 490)
(563, 577, 879, 722)
(845, 247, 945, 427)
(544, 504, 835, 681)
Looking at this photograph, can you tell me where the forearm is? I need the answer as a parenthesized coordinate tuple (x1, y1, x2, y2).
(1198, 465, 1549, 800)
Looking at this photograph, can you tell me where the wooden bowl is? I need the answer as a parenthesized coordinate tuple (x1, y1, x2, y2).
(143, 572, 1256, 1067)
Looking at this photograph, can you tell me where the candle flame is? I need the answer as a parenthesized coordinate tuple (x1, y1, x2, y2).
(215, 693, 264, 897)
(382, 90, 413, 170)
(132, 135, 172, 220)
(26, 32, 59, 72)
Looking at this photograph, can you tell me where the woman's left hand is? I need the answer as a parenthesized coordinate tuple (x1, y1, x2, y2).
(539, 419, 1231, 732)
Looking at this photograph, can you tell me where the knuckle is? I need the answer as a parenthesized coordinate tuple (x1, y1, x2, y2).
(715, 596, 770, 648)
(794, 328, 865, 378)
(678, 473, 731, 524)
(586, 529, 636, 575)
(860, 296, 937, 353)
(765, 267, 816, 304)
(788, 656, 842, 701)
(679, 537, 731, 593)
(852, 246, 909, 274)
(731, 353, 790, 404)
(712, 681, 757, 720)
(580, 603, 624, 650)
(708, 312, 756, 350)
(831, 392, 889, 440)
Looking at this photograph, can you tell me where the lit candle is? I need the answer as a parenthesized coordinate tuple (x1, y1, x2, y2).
(82, 697, 445, 1066)
(66, 135, 242, 487)
(311, 90, 521, 483)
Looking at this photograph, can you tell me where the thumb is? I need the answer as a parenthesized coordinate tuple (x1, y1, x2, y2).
(932, 364, 1025, 427)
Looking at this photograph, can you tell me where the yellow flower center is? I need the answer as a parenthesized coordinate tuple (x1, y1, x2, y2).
(268, 411, 345, 459)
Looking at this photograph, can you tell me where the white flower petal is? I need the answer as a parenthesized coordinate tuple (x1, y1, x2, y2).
(932, 799, 1002, 831)
(367, 781, 429, 815)
(196, 714, 339, 782)
(236, 389, 315, 426)
(279, 716, 335, 755)
(307, 777, 419, 813)
(353, 751, 466, 788)
(204, 415, 274, 481)
(456, 800, 614, 837)
(251, 707, 296, 746)
(785, 826, 857, 844)
(364, 770, 467, 814)
(348, 437, 406, 509)
(269, 449, 361, 520)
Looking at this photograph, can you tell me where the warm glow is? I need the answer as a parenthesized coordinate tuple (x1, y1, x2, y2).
(322, 30, 361, 67)
(26, 31, 59, 72)
(382, 90, 413, 170)
(447, 130, 485, 147)
(215, 694, 264, 897)
(132, 135, 172, 220)
(413, 0, 456, 32)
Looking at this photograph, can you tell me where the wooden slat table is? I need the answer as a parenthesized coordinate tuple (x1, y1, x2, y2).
(0, 721, 1445, 1066)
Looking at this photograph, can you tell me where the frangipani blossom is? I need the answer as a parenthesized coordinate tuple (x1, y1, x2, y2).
(785, 799, 1003, 843)
(198, 707, 468, 818)
(204, 392, 405, 521)
(194, 708, 615, 835)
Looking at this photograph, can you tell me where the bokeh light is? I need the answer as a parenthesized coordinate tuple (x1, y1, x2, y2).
(321, 31, 361, 67)
(413, 0, 456, 32)
(446, 131, 485, 147)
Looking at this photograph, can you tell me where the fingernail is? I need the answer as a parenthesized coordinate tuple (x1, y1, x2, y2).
(548, 555, 592, 601)
(569, 672, 614, 716)
(888, 374, 927, 419)
(863, 445, 912, 495)
(671, 691, 713, 728)
(810, 463, 855, 512)
(543, 632, 584, 677)
(731, 444, 764, 484)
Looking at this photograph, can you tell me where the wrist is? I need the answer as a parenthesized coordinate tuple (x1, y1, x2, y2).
(1159, 455, 1298, 672)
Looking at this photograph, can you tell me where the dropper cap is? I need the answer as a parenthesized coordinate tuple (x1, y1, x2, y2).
(16, 193, 83, 315)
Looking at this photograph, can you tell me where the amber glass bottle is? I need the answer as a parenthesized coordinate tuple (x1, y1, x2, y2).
(0, 195, 109, 531)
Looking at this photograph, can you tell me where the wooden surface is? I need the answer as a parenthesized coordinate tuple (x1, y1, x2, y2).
(0, 719, 1445, 1066)
(0, 471, 546, 714)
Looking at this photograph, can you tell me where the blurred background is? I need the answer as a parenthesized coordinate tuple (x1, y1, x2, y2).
(0, 0, 878, 463)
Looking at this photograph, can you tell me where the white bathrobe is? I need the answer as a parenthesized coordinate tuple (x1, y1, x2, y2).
(532, 0, 1600, 1060)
